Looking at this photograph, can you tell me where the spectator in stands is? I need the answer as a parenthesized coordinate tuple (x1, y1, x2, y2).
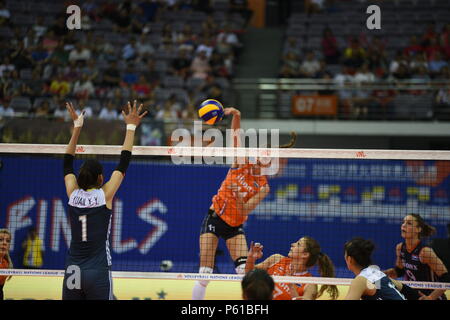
(196, 37, 215, 59)
(304, 0, 325, 15)
(389, 51, 410, 75)
(434, 83, 450, 120)
(122, 64, 139, 86)
(73, 74, 95, 100)
(132, 75, 153, 99)
(136, 34, 156, 60)
(0, 101, 14, 117)
(190, 50, 211, 80)
(210, 51, 230, 78)
(26, 69, 46, 98)
(216, 24, 242, 57)
(229, 0, 253, 27)
(156, 94, 179, 121)
(99, 100, 119, 120)
(370, 87, 396, 120)
(343, 38, 366, 69)
(300, 51, 321, 78)
(10, 44, 34, 74)
(81, 59, 99, 83)
(49, 72, 71, 97)
(0, 0, 11, 27)
(63, 60, 81, 83)
(35, 100, 53, 117)
(200, 75, 223, 102)
(322, 28, 340, 64)
(171, 48, 191, 79)
(334, 66, 356, 118)
(94, 35, 116, 62)
(403, 35, 423, 58)
(33, 16, 48, 40)
(54, 101, 70, 120)
(49, 16, 69, 38)
(23, 28, 39, 49)
(102, 60, 121, 88)
(202, 14, 219, 35)
(177, 24, 198, 52)
(68, 42, 92, 64)
(0, 57, 15, 78)
(77, 98, 94, 118)
(440, 23, 450, 59)
(122, 37, 138, 61)
(113, 8, 132, 33)
(31, 42, 50, 65)
(284, 37, 302, 60)
(424, 37, 443, 62)
(421, 21, 437, 48)
(281, 52, 300, 77)
(428, 52, 448, 78)
(42, 30, 59, 54)
(409, 53, 428, 75)
(353, 64, 376, 119)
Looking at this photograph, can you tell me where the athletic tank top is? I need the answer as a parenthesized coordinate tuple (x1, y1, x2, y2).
(66, 188, 112, 269)
(359, 265, 406, 300)
(212, 164, 268, 227)
(400, 242, 447, 299)
(267, 257, 312, 300)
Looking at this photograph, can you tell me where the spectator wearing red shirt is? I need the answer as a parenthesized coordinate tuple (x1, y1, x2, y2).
(440, 24, 450, 59)
(322, 28, 340, 64)
(132, 75, 152, 99)
(403, 36, 423, 58)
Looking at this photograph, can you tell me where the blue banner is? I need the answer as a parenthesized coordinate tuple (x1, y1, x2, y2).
(1, 157, 449, 277)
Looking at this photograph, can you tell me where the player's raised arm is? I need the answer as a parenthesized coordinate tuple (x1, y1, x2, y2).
(102, 100, 148, 206)
(63, 102, 84, 197)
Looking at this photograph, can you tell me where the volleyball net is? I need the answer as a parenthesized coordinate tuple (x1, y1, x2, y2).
(1, 143, 450, 296)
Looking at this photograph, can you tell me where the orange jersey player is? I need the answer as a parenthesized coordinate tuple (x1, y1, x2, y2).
(192, 107, 271, 300)
(212, 163, 269, 227)
(245, 237, 339, 300)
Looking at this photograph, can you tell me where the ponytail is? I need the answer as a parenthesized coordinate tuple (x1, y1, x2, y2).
(410, 214, 436, 239)
(302, 236, 339, 300)
(316, 253, 339, 300)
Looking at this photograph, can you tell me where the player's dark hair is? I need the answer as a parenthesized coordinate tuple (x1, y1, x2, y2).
(241, 269, 274, 300)
(344, 237, 375, 268)
(409, 214, 436, 238)
(302, 236, 339, 300)
(77, 159, 103, 190)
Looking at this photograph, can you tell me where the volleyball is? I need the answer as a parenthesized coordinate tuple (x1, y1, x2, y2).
(198, 99, 224, 125)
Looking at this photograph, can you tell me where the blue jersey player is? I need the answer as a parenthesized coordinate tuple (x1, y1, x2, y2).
(384, 214, 449, 300)
(62, 101, 147, 300)
(344, 237, 413, 300)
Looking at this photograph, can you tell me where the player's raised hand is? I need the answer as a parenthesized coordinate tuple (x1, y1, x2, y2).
(66, 102, 84, 128)
(122, 100, 148, 127)
(248, 241, 263, 260)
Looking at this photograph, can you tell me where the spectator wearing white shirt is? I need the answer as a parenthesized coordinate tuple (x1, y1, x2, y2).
(136, 34, 155, 59)
(0, 57, 15, 78)
(68, 43, 92, 63)
(0, 0, 11, 26)
(195, 37, 214, 59)
(353, 64, 376, 119)
(73, 74, 95, 99)
(0, 102, 14, 117)
(99, 100, 119, 120)
(300, 51, 321, 78)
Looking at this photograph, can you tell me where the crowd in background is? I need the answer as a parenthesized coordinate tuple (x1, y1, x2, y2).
(0, 0, 248, 120)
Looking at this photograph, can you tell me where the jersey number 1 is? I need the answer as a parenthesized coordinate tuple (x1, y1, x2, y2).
(79, 215, 87, 242)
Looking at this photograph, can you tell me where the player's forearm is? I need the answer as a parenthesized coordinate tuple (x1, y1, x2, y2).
(245, 258, 256, 273)
(122, 128, 135, 152)
(65, 127, 82, 155)
(429, 289, 446, 300)
(242, 187, 269, 215)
